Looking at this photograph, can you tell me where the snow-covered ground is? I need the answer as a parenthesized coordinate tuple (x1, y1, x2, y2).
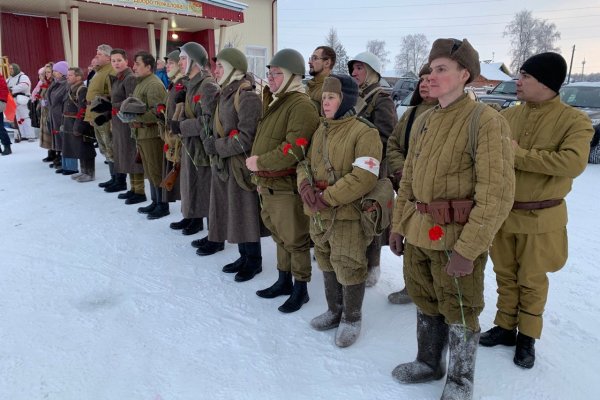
(1, 141, 599, 400)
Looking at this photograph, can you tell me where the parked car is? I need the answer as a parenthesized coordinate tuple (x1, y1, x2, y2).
(392, 78, 418, 102)
(560, 82, 600, 163)
(478, 79, 520, 109)
(396, 88, 478, 119)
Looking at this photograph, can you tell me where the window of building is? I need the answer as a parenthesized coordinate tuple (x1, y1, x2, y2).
(246, 46, 267, 79)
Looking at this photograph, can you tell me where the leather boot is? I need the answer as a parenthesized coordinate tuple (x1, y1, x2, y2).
(335, 282, 365, 347)
(278, 280, 309, 313)
(119, 190, 134, 200)
(440, 324, 480, 400)
(138, 201, 157, 214)
(388, 287, 413, 305)
(182, 218, 203, 235)
(513, 332, 535, 369)
(1, 144, 12, 156)
(147, 202, 170, 220)
(195, 241, 225, 256)
(104, 173, 127, 192)
(256, 270, 292, 298)
(191, 236, 209, 249)
(170, 218, 191, 230)
(125, 193, 147, 205)
(42, 150, 55, 162)
(234, 256, 262, 282)
(392, 310, 449, 383)
(479, 326, 517, 347)
(223, 243, 247, 273)
(310, 271, 343, 331)
(98, 161, 115, 187)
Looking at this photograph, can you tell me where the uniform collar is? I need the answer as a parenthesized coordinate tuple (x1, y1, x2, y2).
(525, 94, 560, 110)
(434, 93, 469, 113)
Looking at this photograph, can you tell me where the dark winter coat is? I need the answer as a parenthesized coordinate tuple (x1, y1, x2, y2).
(207, 76, 268, 243)
(179, 70, 219, 218)
(110, 68, 142, 174)
(47, 77, 68, 152)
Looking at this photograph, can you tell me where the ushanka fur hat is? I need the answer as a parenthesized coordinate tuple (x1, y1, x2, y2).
(428, 38, 480, 83)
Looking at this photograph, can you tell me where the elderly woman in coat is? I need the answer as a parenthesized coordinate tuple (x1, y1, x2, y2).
(297, 74, 382, 348)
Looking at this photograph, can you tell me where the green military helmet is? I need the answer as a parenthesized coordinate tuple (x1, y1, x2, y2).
(165, 50, 180, 63)
(348, 51, 382, 79)
(180, 42, 209, 67)
(267, 48, 305, 76)
(215, 47, 248, 73)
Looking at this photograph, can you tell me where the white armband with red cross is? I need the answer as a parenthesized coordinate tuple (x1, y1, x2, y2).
(352, 157, 380, 176)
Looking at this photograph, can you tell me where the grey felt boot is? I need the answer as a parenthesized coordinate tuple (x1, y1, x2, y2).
(335, 282, 365, 348)
(440, 324, 480, 400)
(310, 271, 343, 331)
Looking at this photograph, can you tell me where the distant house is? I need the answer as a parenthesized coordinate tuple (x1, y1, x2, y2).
(471, 62, 513, 88)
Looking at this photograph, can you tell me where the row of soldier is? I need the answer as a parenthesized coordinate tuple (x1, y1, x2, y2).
(31, 38, 594, 400)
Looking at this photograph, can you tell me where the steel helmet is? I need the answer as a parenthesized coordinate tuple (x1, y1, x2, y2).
(215, 47, 248, 73)
(267, 48, 305, 76)
(165, 50, 180, 63)
(348, 51, 382, 78)
(180, 42, 209, 68)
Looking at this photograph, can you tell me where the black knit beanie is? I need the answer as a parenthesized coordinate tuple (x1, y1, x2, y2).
(521, 52, 567, 93)
(322, 74, 358, 119)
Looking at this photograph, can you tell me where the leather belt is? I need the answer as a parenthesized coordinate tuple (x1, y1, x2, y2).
(414, 199, 474, 225)
(131, 122, 158, 128)
(512, 199, 561, 210)
(254, 168, 296, 178)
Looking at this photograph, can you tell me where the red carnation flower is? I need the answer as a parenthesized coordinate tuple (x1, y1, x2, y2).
(111, 107, 119, 116)
(175, 83, 184, 92)
(295, 137, 308, 147)
(428, 225, 445, 241)
(156, 104, 166, 114)
(52, 129, 59, 135)
(163, 143, 169, 153)
(193, 94, 201, 103)
(282, 143, 293, 155)
(229, 129, 239, 138)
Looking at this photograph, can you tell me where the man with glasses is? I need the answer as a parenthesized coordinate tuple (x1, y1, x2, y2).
(306, 46, 336, 111)
(246, 49, 319, 314)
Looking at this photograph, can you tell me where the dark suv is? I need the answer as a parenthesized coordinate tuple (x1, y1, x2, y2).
(391, 79, 418, 102)
(560, 82, 600, 161)
(478, 79, 519, 109)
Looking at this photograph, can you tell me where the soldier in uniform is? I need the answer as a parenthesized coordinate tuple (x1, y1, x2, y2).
(305, 45, 336, 111)
(479, 52, 594, 369)
(246, 49, 320, 313)
(348, 51, 397, 287)
(172, 42, 222, 254)
(386, 63, 438, 305)
(388, 38, 515, 399)
(300, 74, 381, 347)
(202, 48, 266, 282)
(85, 44, 117, 189)
(126, 51, 169, 220)
(106, 49, 145, 201)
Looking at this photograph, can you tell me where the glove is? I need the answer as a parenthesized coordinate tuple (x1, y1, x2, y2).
(389, 232, 404, 256)
(175, 90, 186, 104)
(94, 114, 109, 126)
(299, 179, 316, 205)
(170, 120, 181, 135)
(203, 136, 217, 155)
(91, 98, 112, 113)
(445, 251, 474, 277)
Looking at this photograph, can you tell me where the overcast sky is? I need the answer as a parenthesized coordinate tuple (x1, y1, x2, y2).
(277, 0, 600, 76)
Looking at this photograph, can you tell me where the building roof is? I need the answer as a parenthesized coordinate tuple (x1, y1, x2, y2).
(479, 62, 512, 81)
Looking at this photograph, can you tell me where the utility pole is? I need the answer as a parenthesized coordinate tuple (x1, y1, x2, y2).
(567, 45, 575, 84)
(581, 58, 586, 77)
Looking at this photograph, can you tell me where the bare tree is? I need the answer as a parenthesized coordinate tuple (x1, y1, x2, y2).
(394, 34, 429, 76)
(325, 27, 349, 74)
(366, 39, 390, 72)
(505, 10, 561, 74)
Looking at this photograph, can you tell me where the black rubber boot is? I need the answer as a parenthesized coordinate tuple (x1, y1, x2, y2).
(335, 282, 366, 347)
(182, 218, 203, 235)
(256, 270, 293, 298)
(223, 243, 246, 273)
(147, 202, 170, 220)
(118, 190, 134, 200)
(98, 161, 115, 188)
(441, 325, 480, 400)
(170, 218, 192, 230)
(513, 332, 535, 369)
(310, 271, 343, 331)
(392, 309, 449, 383)
(104, 173, 127, 192)
(278, 280, 309, 313)
(479, 325, 517, 347)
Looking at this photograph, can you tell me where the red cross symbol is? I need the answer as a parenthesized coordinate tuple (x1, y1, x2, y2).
(365, 158, 377, 169)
